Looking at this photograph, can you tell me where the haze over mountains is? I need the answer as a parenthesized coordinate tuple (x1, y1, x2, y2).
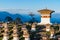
(0, 11, 60, 24)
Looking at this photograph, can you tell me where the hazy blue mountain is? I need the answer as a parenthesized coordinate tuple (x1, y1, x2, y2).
(0, 11, 60, 24)
(0, 11, 12, 21)
(0, 11, 40, 23)
(51, 13, 60, 24)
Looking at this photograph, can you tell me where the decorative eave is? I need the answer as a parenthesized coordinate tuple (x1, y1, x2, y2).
(38, 9, 55, 14)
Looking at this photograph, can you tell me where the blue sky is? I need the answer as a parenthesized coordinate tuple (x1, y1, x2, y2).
(0, 0, 60, 12)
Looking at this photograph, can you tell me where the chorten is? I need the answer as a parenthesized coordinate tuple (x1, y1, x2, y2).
(38, 8, 54, 25)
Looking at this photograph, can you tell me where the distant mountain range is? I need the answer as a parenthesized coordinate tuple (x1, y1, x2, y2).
(0, 11, 40, 23)
(0, 11, 60, 24)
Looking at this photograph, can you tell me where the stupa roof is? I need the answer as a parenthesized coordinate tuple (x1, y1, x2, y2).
(38, 9, 55, 14)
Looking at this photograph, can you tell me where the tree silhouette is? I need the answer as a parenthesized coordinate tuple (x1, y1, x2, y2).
(29, 12, 38, 24)
(29, 12, 35, 23)
(5, 16, 13, 22)
(14, 17, 22, 24)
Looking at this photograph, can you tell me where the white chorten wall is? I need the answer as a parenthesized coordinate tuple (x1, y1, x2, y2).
(40, 14, 50, 24)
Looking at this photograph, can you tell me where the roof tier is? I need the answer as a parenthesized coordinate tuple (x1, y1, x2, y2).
(38, 9, 55, 14)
